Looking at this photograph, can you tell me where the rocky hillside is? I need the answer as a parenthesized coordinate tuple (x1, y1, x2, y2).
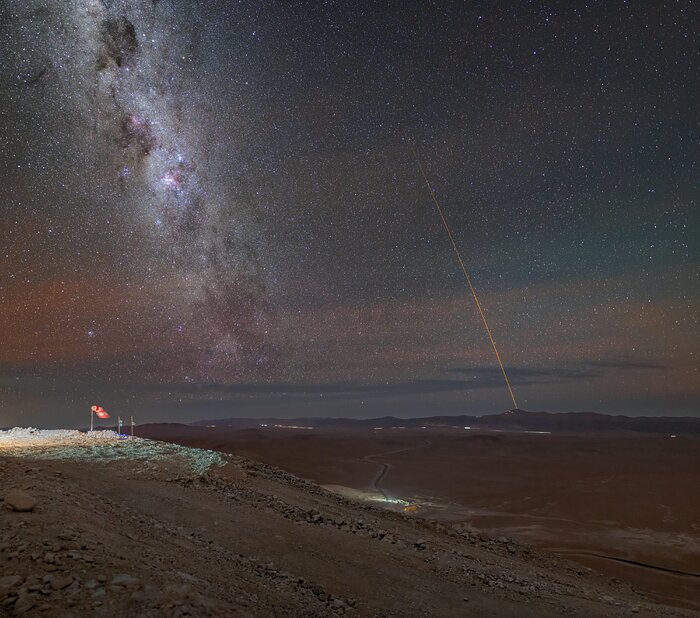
(0, 434, 695, 617)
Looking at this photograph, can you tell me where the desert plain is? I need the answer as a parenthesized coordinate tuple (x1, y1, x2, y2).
(1, 425, 698, 617)
(141, 424, 700, 611)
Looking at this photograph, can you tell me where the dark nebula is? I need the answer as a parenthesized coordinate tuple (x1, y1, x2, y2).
(97, 16, 138, 70)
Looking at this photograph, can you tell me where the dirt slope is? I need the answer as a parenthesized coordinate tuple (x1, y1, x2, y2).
(1, 447, 696, 617)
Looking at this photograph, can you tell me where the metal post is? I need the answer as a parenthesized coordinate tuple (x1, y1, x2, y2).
(130, 416, 134, 438)
(90, 409, 93, 433)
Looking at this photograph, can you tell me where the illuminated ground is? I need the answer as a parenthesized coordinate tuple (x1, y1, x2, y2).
(0, 427, 225, 473)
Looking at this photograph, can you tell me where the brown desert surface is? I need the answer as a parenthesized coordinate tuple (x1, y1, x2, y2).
(2, 428, 697, 617)
(138, 424, 700, 612)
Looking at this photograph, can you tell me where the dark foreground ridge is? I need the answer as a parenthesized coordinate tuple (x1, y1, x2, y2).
(186, 409, 700, 435)
(1, 442, 696, 617)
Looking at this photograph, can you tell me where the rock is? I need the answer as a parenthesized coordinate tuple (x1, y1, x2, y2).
(4, 489, 37, 512)
(0, 575, 24, 594)
(110, 574, 141, 589)
(172, 584, 193, 597)
(13, 592, 37, 615)
(66, 581, 81, 594)
(43, 552, 55, 564)
(51, 574, 74, 590)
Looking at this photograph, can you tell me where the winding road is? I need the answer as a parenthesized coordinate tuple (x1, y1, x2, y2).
(363, 440, 431, 500)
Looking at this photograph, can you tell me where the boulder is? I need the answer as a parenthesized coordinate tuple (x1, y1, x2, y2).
(13, 592, 37, 616)
(4, 489, 37, 512)
(0, 575, 24, 595)
(110, 574, 142, 589)
(51, 574, 74, 590)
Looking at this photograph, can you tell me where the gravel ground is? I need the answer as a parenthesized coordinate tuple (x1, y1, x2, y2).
(0, 428, 225, 474)
(1, 428, 696, 617)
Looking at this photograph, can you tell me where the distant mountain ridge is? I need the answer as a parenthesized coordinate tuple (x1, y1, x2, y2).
(188, 409, 700, 435)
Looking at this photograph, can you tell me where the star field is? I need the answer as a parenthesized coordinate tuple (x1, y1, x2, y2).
(0, 1, 697, 426)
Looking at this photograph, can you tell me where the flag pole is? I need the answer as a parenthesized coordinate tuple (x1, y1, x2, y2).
(90, 408, 93, 433)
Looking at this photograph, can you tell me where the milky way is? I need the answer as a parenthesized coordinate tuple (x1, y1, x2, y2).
(3, 1, 273, 386)
(1, 1, 697, 425)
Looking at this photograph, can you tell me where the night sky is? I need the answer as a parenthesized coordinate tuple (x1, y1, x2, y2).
(1, 1, 697, 427)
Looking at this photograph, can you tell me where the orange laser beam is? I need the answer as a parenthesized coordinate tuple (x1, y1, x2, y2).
(411, 144, 519, 410)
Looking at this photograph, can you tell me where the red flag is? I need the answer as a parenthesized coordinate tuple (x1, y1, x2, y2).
(91, 405, 110, 419)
